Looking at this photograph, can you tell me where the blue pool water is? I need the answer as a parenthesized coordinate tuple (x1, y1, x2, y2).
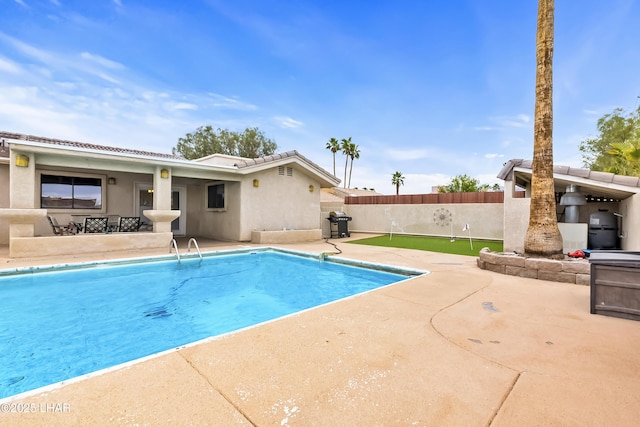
(0, 249, 417, 399)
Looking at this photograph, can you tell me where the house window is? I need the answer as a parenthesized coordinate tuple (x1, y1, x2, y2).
(41, 174, 103, 209)
(206, 183, 225, 210)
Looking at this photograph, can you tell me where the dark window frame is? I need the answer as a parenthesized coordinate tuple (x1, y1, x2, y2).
(206, 182, 225, 211)
(40, 172, 105, 210)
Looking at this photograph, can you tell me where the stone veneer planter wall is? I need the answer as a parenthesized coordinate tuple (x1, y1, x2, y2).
(477, 248, 591, 286)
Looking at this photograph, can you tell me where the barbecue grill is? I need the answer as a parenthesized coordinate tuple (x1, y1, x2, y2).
(327, 211, 352, 238)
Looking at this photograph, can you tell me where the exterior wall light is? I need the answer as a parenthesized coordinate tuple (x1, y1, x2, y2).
(309, 184, 315, 192)
(253, 179, 260, 187)
(107, 177, 116, 185)
(160, 169, 169, 179)
(15, 154, 29, 168)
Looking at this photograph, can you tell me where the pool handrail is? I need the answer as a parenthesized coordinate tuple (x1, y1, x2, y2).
(187, 238, 202, 262)
(169, 239, 180, 263)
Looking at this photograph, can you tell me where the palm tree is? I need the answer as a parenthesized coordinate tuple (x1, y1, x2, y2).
(341, 137, 352, 188)
(391, 171, 405, 195)
(325, 137, 340, 176)
(524, 0, 563, 258)
(347, 143, 360, 189)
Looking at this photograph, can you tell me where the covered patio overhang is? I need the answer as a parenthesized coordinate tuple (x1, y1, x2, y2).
(1, 139, 241, 258)
(510, 167, 640, 201)
(498, 159, 640, 251)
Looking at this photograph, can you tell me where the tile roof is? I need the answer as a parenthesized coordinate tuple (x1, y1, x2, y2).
(0, 131, 184, 160)
(498, 158, 640, 190)
(234, 150, 339, 183)
(235, 150, 305, 168)
(1, 131, 340, 185)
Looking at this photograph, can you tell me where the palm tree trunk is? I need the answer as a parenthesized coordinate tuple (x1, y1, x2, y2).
(524, 0, 563, 258)
(332, 153, 336, 177)
(343, 155, 349, 188)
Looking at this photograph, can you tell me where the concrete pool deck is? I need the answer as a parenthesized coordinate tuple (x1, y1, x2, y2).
(1, 234, 639, 426)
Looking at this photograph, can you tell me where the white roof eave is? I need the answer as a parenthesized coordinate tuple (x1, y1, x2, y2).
(10, 141, 238, 173)
(236, 157, 340, 187)
(512, 166, 640, 198)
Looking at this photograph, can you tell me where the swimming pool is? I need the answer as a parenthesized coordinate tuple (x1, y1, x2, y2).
(0, 248, 424, 400)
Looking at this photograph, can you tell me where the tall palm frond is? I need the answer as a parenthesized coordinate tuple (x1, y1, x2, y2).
(341, 137, 352, 188)
(391, 171, 405, 195)
(347, 143, 360, 189)
(325, 137, 340, 176)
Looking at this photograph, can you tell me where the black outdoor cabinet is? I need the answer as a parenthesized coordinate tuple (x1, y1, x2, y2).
(588, 210, 619, 249)
(589, 250, 640, 321)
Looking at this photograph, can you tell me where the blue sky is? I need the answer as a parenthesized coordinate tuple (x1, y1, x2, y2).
(2, 0, 639, 194)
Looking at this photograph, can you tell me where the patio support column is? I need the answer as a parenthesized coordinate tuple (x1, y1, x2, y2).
(144, 166, 180, 233)
(153, 166, 172, 211)
(8, 151, 40, 237)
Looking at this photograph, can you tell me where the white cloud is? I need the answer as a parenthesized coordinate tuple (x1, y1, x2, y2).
(165, 102, 198, 111)
(492, 114, 531, 128)
(207, 93, 257, 111)
(0, 34, 129, 86)
(402, 172, 451, 194)
(473, 114, 531, 136)
(348, 162, 450, 194)
(0, 33, 54, 64)
(0, 56, 20, 73)
(0, 61, 267, 153)
(583, 109, 599, 116)
(95, 72, 121, 85)
(80, 52, 125, 70)
(275, 116, 303, 129)
(500, 139, 513, 148)
(484, 153, 504, 159)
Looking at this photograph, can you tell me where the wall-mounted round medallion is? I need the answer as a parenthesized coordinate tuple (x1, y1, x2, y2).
(433, 208, 452, 227)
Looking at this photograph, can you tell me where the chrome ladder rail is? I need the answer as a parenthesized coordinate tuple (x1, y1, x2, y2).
(187, 237, 203, 262)
(169, 238, 181, 263)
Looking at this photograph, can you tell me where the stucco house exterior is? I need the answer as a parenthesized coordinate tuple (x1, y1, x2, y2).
(0, 132, 339, 258)
(498, 159, 640, 253)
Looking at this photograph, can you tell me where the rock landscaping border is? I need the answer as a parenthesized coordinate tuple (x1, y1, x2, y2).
(477, 247, 590, 285)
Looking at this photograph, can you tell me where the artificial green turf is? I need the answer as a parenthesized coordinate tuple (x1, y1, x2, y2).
(347, 234, 503, 257)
